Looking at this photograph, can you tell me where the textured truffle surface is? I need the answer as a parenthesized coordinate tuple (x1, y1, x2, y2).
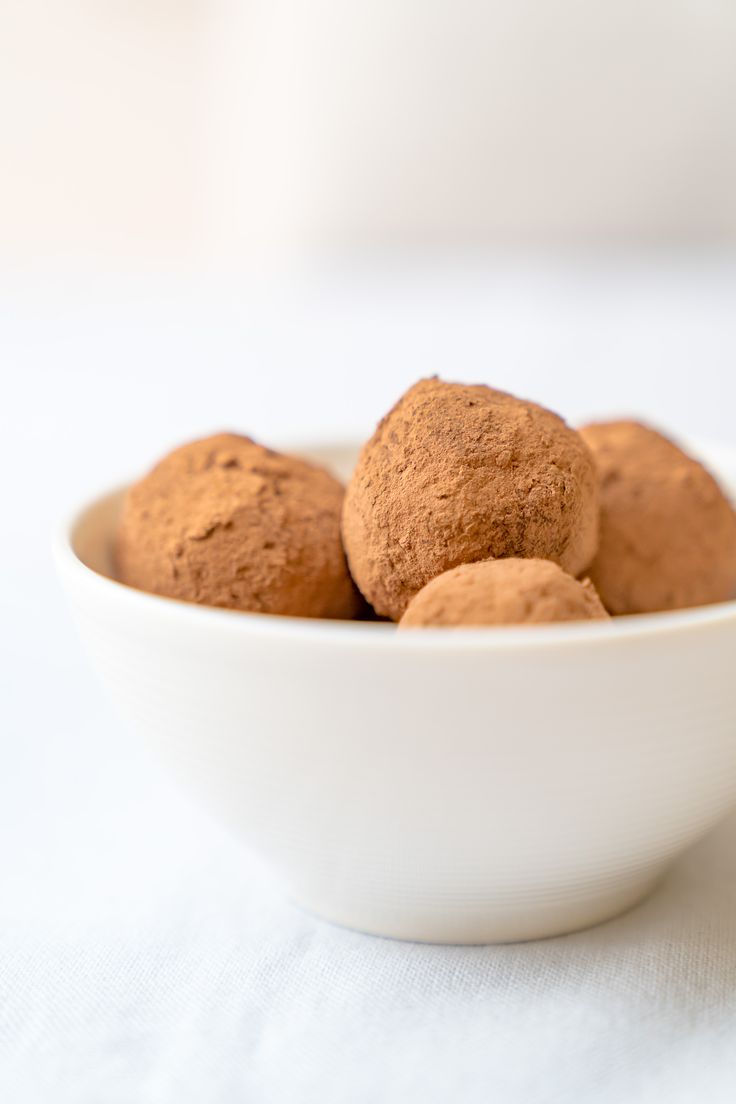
(400, 558, 608, 627)
(116, 433, 360, 619)
(342, 378, 599, 620)
(580, 420, 736, 614)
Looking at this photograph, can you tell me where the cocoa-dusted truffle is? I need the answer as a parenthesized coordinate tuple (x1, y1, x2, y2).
(343, 378, 599, 620)
(400, 558, 608, 628)
(580, 421, 736, 614)
(116, 433, 360, 619)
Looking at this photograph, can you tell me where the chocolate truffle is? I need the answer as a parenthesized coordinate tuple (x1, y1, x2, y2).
(342, 378, 599, 620)
(116, 433, 360, 619)
(580, 420, 736, 614)
(400, 558, 608, 628)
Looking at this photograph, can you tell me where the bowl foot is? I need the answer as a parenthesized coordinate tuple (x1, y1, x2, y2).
(292, 864, 667, 944)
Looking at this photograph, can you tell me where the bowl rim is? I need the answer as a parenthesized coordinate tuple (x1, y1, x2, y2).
(55, 480, 736, 654)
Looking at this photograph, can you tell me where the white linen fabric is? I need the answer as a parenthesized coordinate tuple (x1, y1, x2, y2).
(2, 716, 736, 1104)
(3, 263, 736, 1103)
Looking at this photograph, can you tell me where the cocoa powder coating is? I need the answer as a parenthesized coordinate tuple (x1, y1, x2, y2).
(400, 558, 608, 627)
(116, 433, 360, 619)
(342, 378, 599, 620)
(580, 420, 736, 614)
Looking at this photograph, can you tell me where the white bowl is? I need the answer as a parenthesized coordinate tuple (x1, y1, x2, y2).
(55, 443, 736, 943)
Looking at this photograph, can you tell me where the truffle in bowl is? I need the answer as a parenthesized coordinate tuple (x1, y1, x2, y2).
(55, 442, 736, 943)
(399, 559, 608, 628)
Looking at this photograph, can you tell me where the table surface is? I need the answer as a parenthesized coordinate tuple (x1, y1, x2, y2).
(3, 258, 736, 1103)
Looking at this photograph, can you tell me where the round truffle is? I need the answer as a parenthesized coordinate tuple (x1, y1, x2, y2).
(580, 421, 736, 614)
(342, 378, 599, 620)
(399, 558, 608, 628)
(116, 433, 360, 619)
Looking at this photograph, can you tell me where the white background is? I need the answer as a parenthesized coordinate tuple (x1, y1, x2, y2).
(5, 2, 736, 265)
(4, 0, 736, 1097)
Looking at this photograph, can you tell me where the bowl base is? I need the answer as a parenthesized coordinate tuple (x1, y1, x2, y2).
(293, 865, 667, 944)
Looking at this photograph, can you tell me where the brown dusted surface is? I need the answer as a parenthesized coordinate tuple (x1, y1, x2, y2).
(400, 558, 608, 627)
(580, 420, 736, 614)
(342, 378, 599, 620)
(116, 433, 360, 619)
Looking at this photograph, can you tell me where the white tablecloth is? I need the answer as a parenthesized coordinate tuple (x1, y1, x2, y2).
(3, 710, 736, 1104)
(4, 261, 736, 1102)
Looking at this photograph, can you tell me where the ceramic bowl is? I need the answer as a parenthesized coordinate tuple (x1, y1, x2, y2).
(55, 443, 736, 943)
